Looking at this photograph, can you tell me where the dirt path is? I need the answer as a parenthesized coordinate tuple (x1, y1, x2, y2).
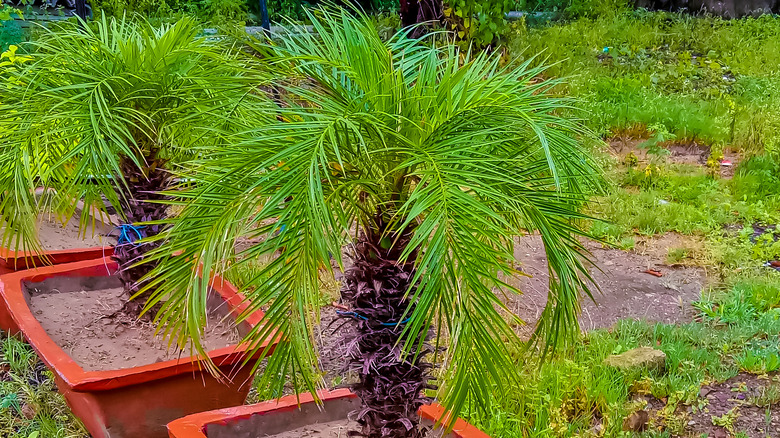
(312, 234, 707, 386)
(645, 373, 780, 438)
(507, 235, 706, 338)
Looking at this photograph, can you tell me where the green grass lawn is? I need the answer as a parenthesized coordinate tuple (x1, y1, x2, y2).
(2, 8, 780, 438)
(0, 334, 88, 438)
(506, 10, 780, 156)
(465, 273, 780, 437)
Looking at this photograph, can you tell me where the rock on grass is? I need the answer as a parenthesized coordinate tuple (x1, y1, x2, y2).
(604, 347, 666, 373)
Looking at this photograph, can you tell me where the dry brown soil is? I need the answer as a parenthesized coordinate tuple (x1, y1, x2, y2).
(28, 285, 238, 371)
(645, 373, 780, 437)
(268, 418, 447, 438)
(507, 235, 706, 338)
(1, 215, 113, 251)
(269, 418, 359, 438)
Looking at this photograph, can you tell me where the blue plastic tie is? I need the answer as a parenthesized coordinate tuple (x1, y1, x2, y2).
(115, 224, 146, 246)
(336, 310, 411, 326)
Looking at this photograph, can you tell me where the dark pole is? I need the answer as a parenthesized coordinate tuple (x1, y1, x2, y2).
(259, 0, 270, 32)
(75, 0, 88, 21)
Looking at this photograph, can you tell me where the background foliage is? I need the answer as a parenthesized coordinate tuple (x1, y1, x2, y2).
(506, 9, 780, 156)
(445, 0, 513, 48)
(0, 2, 24, 52)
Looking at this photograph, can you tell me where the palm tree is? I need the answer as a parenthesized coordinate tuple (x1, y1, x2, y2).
(144, 9, 602, 438)
(399, 0, 442, 30)
(0, 16, 263, 312)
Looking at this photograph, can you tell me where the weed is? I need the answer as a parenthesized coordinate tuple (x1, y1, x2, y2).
(0, 333, 87, 438)
(665, 247, 689, 264)
(695, 276, 780, 325)
(617, 236, 636, 251)
(711, 406, 740, 434)
(735, 348, 780, 374)
(749, 384, 780, 407)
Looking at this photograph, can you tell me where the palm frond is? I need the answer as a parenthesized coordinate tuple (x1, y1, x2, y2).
(144, 7, 604, 427)
(0, 14, 268, 253)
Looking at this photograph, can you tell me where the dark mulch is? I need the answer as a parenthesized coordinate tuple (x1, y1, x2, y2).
(643, 373, 780, 437)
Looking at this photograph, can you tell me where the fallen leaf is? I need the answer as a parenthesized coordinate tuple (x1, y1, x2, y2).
(622, 410, 649, 431)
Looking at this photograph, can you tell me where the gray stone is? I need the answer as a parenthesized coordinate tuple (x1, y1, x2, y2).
(604, 347, 666, 373)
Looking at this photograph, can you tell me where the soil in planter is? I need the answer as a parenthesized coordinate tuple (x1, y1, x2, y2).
(269, 419, 359, 438)
(29, 287, 239, 371)
(266, 419, 445, 438)
(0, 215, 113, 251)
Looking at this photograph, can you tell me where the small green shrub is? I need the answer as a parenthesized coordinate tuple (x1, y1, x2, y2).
(731, 155, 780, 201)
(191, 0, 247, 23)
(0, 18, 25, 53)
(445, 0, 513, 48)
(92, 0, 251, 24)
(263, 0, 307, 22)
(564, 0, 631, 19)
(736, 345, 780, 374)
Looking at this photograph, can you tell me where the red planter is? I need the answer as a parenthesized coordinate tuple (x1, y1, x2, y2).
(167, 389, 491, 438)
(0, 257, 273, 438)
(0, 245, 114, 271)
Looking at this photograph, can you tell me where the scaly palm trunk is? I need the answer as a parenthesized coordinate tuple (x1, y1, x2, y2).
(399, 0, 443, 34)
(111, 153, 169, 316)
(341, 214, 435, 438)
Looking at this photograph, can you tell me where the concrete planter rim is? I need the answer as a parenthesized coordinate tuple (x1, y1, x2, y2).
(0, 245, 115, 271)
(167, 389, 491, 438)
(0, 257, 270, 391)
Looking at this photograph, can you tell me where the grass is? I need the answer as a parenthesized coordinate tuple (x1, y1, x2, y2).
(0, 333, 87, 438)
(464, 277, 780, 437)
(593, 156, 780, 234)
(456, 13, 780, 431)
(2, 7, 780, 438)
(587, 156, 780, 276)
(507, 10, 780, 155)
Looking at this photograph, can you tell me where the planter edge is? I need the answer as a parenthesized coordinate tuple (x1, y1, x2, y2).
(0, 257, 275, 391)
(167, 389, 491, 438)
(0, 245, 115, 271)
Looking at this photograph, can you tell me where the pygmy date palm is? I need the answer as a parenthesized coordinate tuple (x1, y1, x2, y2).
(0, 16, 263, 311)
(145, 9, 602, 437)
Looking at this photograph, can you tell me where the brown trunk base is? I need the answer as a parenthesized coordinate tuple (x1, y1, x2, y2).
(340, 215, 435, 438)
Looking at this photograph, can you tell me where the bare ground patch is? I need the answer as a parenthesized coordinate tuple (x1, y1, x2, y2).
(506, 235, 706, 338)
(644, 373, 780, 437)
(607, 138, 739, 178)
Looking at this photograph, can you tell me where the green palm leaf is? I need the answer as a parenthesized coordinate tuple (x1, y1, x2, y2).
(0, 15, 267, 257)
(144, 7, 604, 434)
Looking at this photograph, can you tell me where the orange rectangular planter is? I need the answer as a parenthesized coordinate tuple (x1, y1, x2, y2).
(167, 389, 491, 438)
(0, 257, 273, 438)
(0, 244, 114, 271)
(0, 189, 117, 271)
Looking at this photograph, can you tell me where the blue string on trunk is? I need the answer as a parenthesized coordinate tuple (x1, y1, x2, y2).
(115, 224, 145, 246)
(336, 310, 411, 327)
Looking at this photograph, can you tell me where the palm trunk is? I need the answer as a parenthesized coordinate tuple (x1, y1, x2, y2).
(341, 215, 434, 438)
(111, 153, 169, 316)
(400, 0, 443, 35)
